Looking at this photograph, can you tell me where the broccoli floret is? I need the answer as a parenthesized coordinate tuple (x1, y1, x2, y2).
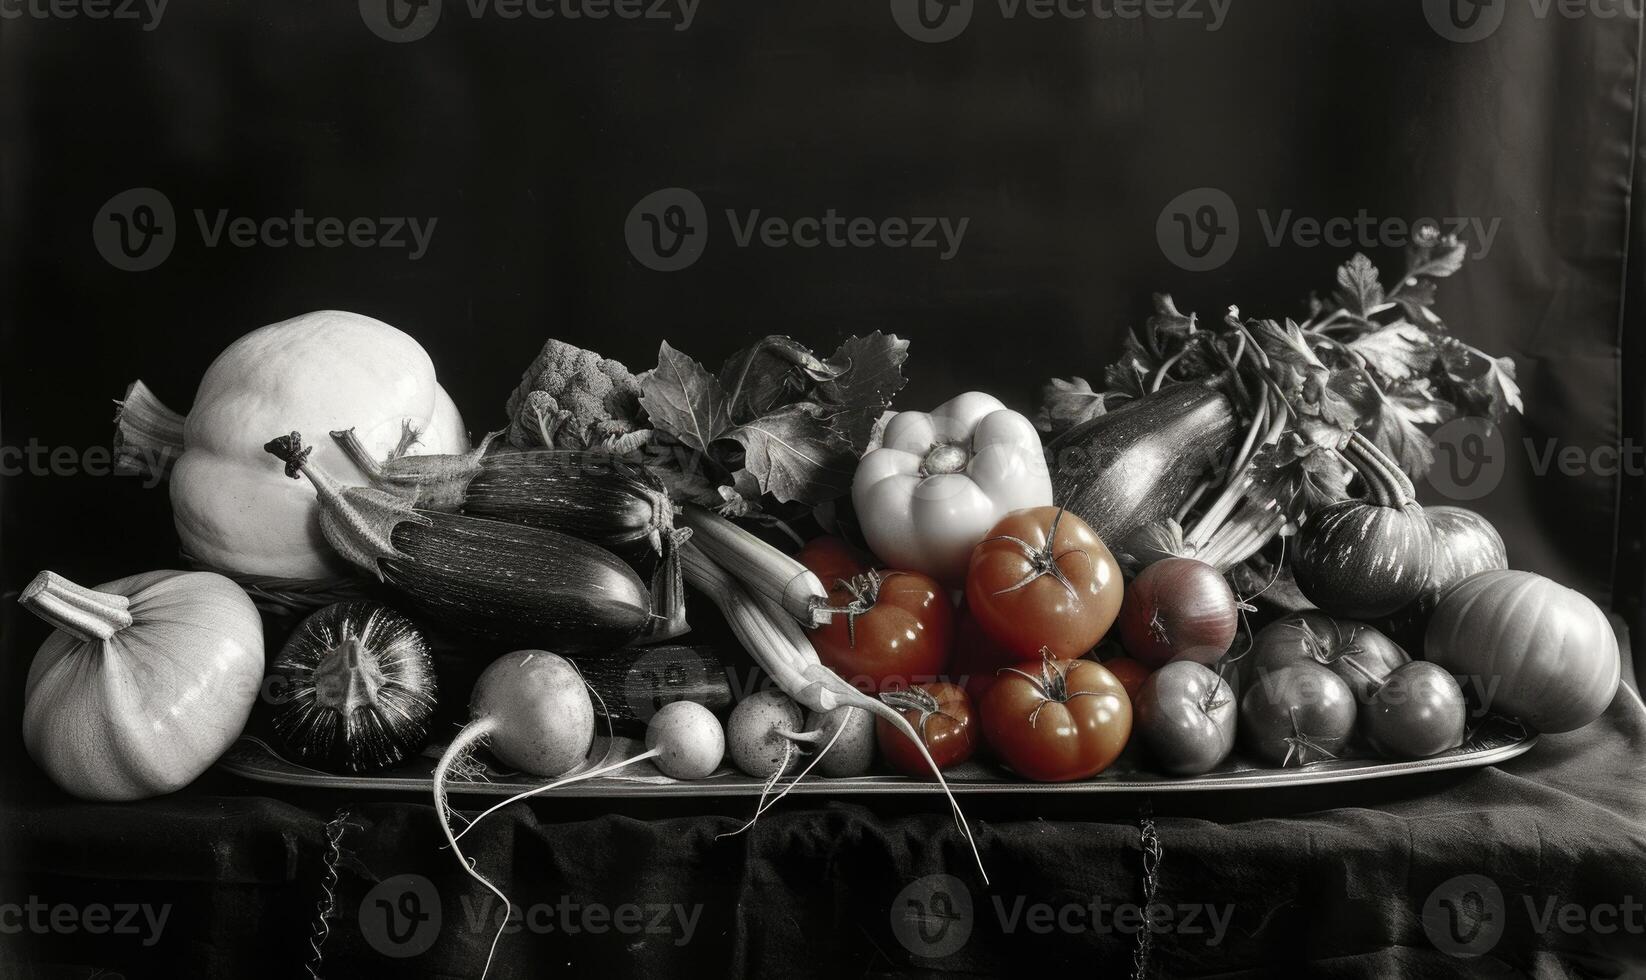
(506, 338, 648, 450)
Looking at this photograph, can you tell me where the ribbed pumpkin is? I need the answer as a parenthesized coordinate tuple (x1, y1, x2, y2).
(1293, 435, 1433, 619)
(1425, 570, 1620, 733)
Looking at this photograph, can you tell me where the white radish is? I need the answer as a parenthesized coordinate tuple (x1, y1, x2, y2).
(785, 706, 876, 778)
(434, 650, 726, 980)
(727, 689, 804, 778)
(645, 701, 725, 779)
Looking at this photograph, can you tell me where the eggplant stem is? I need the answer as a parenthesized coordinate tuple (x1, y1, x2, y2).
(390, 420, 423, 460)
(330, 428, 385, 480)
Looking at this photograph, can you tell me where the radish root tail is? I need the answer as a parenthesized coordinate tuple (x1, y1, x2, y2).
(433, 720, 510, 980)
(717, 739, 800, 840)
(866, 697, 990, 886)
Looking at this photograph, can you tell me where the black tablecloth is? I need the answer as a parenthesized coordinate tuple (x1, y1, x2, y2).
(4, 636, 1643, 980)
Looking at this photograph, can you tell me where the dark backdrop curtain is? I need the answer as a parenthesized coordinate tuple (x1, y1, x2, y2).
(2, 1, 1639, 639)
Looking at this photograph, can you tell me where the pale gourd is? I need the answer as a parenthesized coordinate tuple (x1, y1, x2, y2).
(20, 570, 265, 801)
(121, 310, 470, 579)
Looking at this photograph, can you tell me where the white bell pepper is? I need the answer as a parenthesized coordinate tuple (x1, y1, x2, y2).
(852, 392, 1053, 584)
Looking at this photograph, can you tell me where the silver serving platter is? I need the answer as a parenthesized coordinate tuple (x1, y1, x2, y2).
(217, 717, 1535, 796)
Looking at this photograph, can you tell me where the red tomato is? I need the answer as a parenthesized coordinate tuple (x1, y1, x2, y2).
(1103, 656, 1151, 703)
(797, 536, 874, 588)
(876, 682, 978, 777)
(809, 569, 954, 694)
(966, 506, 1123, 660)
(980, 654, 1132, 782)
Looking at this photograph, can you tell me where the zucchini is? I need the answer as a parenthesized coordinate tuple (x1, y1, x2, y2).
(331, 428, 686, 640)
(1047, 384, 1239, 552)
(266, 432, 651, 652)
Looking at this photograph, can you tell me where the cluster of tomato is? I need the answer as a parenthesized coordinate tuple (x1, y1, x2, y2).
(799, 505, 1137, 783)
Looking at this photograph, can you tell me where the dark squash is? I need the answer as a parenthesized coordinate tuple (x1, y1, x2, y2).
(1047, 384, 1238, 552)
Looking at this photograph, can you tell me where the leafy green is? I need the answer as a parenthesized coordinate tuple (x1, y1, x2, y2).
(635, 333, 908, 515)
(1034, 235, 1521, 579)
(724, 404, 858, 506)
(639, 341, 731, 455)
(1349, 322, 1435, 382)
(814, 332, 911, 449)
(1334, 253, 1385, 317)
(1035, 376, 1109, 433)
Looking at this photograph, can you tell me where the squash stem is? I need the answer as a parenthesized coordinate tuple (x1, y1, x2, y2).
(20, 571, 133, 642)
(1345, 435, 1412, 509)
(113, 380, 185, 481)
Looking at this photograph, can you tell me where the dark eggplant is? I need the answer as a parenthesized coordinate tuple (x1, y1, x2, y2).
(1292, 434, 1434, 620)
(1046, 384, 1238, 552)
(574, 645, 734, 735)
(266, 432, 652, 651)
(269, 601, 438, 772)
(330, 428, 685, 639)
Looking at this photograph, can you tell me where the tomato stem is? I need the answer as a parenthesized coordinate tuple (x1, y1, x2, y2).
(996, 650, 1108, 729)
(880, 685, 952, 744)
(981, 506, 1086, 601)
(835, 569, 904, 648)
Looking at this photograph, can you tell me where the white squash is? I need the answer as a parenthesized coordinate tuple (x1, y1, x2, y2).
(20, 570, 265, 801)
(120, 310, 469, 578)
